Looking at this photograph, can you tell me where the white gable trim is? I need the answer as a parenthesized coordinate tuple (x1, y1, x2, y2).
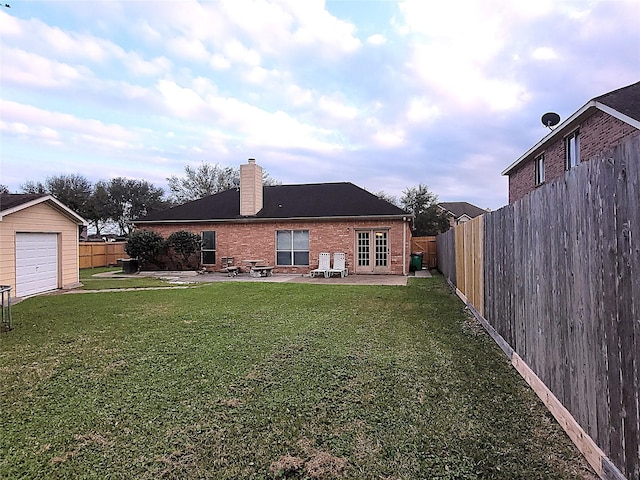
(502, 100, 640, 176)
(0, 195, 87, 225)
(595, 102, 640, 129)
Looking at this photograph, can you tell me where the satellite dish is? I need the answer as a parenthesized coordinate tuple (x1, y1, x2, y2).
(541, 112, 560, 129)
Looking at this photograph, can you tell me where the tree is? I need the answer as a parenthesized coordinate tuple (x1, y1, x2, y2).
(84, 181, 112, 236)
(375, 191, 400, 207)
(167, 162, 238, 204)
(107, 177, 167, 236)
(0, 185, 9, 194)
(125, 229, 165, 269)
(166, 230, 201, 270)
(401, 184, 450, 236)
(167, 161, 281, 204)
(45, 174, 92, 216)
(21, 174, 92, 217)
(20, 180, 47, 194)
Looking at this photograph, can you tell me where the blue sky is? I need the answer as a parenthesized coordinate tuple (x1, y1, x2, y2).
(1, 0, 638, 210)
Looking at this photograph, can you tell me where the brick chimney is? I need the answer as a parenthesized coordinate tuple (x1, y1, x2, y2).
(240, 158, 263, 216)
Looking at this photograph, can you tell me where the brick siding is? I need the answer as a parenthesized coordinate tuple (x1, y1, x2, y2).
(148, 218, 411, 275)
(508, 110, 638, 203)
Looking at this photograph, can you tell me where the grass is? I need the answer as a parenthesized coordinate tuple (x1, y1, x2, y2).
(78, 267, 173, 290)
(0, 275, 595, 479)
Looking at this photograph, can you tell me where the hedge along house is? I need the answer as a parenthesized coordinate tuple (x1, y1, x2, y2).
(134, 159, 413, 275)
(502, 81, 640, 203)
(0, 194, 87, 299)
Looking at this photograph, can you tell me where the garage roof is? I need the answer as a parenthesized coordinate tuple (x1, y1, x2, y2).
(0, 194, 87, 225)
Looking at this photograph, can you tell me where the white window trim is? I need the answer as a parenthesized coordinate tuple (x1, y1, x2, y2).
(565, 129, 580, 170)
(535, 153, 545, 185)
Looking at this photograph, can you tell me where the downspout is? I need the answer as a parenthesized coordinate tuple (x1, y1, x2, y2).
(402, 217, 407, 276)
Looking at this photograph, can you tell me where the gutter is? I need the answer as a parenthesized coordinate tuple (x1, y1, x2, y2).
(134, 214, 414, 225)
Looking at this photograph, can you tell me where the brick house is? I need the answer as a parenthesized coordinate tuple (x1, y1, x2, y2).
(438, 202, 488, 227)
(134, 160, 413, 275)
(502, 81, 640, 203)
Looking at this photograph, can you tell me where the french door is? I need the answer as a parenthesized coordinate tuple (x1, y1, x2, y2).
(355, 229, 390, 273)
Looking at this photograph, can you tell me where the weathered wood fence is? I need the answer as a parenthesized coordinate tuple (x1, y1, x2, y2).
(410, 236, 437, 268)
(437, 135, 640, 480)
(79, 242, 128, 268)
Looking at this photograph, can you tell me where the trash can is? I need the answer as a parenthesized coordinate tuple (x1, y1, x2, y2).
(410, 253, 423, 272)
(121, 258, 139, 274)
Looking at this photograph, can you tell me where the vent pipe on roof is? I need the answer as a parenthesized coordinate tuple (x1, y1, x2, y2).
(240, 158, 263, 216)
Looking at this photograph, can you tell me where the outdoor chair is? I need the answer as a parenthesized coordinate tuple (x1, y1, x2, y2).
(310, 252, 331, 278)
(328, 252, 348, 278)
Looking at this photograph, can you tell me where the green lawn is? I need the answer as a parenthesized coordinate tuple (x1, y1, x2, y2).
(77, 267, 174, 290)
(0, 276, 594, 479)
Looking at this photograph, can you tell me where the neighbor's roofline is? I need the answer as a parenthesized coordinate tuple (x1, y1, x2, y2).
(134, 213, 413, 225)
(501, 100, 640, 176)
(0, 194, 87, 225)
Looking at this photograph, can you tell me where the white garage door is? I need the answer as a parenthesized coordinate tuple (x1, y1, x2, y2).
(15, 233, 59, 297)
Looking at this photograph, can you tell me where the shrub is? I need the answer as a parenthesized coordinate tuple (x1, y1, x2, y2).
(125, 229, 165, 269)
(166, 230, 201, 270)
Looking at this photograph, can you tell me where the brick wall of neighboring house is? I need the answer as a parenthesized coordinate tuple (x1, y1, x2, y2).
(508, 110, 638, 203)
(148, 218, 411, 275)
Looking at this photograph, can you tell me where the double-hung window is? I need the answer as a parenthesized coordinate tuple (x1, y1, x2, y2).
(534, 154, 545, 185)
(565, 130, 580, 170)
(201, 231, 216, 265)
(276, 230, 309, 266)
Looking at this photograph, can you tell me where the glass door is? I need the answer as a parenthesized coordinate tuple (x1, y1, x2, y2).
(355, 230, 389, 273)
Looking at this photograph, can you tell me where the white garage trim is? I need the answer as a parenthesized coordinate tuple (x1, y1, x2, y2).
(15, 233, 59, 297)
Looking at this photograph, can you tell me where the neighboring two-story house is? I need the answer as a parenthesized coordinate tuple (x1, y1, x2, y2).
(135, 159, 413, 275)
(502, 81, 640, 203)
(438, 202, 488, 227)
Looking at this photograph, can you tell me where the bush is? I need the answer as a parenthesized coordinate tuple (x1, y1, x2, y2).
(125, 230, 165, 269)
(166, 231, 201, 270)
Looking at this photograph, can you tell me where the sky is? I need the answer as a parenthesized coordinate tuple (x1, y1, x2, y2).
(1, 0, 638, 210)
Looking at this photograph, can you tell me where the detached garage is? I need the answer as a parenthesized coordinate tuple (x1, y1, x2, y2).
(0, 194, 87, 299)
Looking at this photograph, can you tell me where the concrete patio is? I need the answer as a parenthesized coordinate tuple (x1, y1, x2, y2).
(95, 269, 433, 286)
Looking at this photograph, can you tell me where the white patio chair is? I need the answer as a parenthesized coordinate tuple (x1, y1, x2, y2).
(310, 252, 331, 278)
(328, 252, 348, 278)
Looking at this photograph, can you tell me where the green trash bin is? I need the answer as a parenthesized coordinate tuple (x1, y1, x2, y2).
(410, 253, 423, 272)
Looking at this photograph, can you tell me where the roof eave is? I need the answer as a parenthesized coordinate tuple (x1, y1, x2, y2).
(0, 195, 87, 225)
(134, 213, 413, 225)
(502, 98, 640, 176)
(595, 101, 640, 129)
(502, 100, 597, 176)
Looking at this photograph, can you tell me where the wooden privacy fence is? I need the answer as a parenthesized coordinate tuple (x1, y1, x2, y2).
(410, 236, 437, 268)
(437, 136, 640, 480)
(79, 242, 128, 268)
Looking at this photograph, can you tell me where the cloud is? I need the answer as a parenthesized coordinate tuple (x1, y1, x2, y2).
(531, 47, 558, 61)
(366, 34, 386, 46)
(1, 48, 93, 88)
(0, 100, 138, 148)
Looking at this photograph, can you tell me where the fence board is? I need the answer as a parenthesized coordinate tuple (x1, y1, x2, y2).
(79, 242, 128, 268)
(437, 135, 640, 479)
(411, 236, 437, 268)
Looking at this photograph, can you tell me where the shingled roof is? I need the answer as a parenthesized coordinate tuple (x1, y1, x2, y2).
(135, 182, 409, 223)
(595, 81, 640, 122)
(439, 202, 487, 220)
(0, 193, 48, 212)
(0, 193, 87, 224)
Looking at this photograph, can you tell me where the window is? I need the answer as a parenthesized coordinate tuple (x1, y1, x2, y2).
(565, 130, 580, 170)
(201, 231, 216, 265)
(276, 230, 309, 266)
(534, 154, 545, 185)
